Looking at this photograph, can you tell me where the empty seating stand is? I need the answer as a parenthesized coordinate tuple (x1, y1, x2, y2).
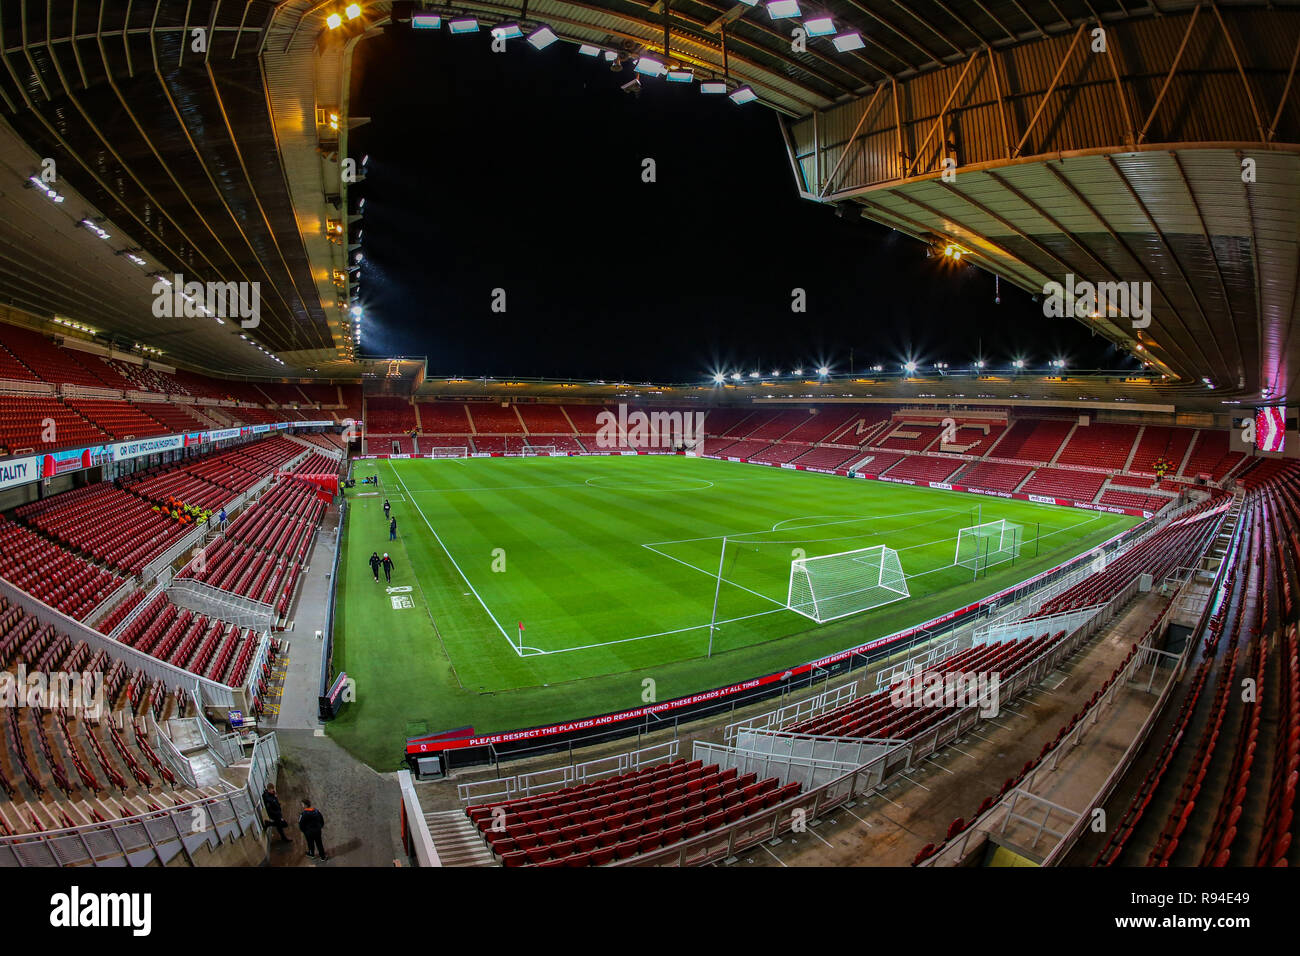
(467, 759, 800, 867)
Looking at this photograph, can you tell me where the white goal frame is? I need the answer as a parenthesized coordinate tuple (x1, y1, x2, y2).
(522, 445, 557, 456)
(426, 446, 468, 459)
(786, 544, 910, 623)
(954, 518, 1023, 573)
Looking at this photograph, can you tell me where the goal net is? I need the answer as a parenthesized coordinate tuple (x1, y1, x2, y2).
(787, 545, 910, 623)
(426, 446, 468, 459)
(523, 445, 557, 456)
(954, 519, 1023, 572)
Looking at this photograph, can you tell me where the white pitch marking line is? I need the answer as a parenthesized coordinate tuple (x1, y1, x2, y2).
(391, 465, 521, 657)
(759, 843, 788, 867)
(640, 544, 787, 608)
(805, 824, 833, 847)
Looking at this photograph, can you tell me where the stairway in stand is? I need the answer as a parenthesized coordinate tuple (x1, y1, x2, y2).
(423, 809, 499, 866)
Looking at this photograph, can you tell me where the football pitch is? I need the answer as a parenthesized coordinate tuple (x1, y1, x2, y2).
(326, 454, 1141, 768)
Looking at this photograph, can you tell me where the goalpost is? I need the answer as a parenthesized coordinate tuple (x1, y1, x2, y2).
(426, 446, 468, 459)
(786, 545, 910, 623)
(523, 445, 557, 456)
(954, 518, 1024, 576)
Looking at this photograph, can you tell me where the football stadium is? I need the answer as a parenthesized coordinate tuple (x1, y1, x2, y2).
(0, 0, 1297, 920)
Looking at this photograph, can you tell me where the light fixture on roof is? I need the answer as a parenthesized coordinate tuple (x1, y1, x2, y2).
(832, 32, 865, 52)
(666, 69, 694, 83)
(767, 0, 801, 17)
(729, 86, 757, 105)
(448, 17, 479, 34)
(81, 219, 111, 240)
(491, 23, 523, 40)
(527, 26, 558, 49)
(326, 13, 342, 29)
(712, 373, 726, 384)
(345, 3, 362, 20)
(700, 80, 727, 94)
(634, 56, 666, 77)
(817, 366, 829, 376)
(804, 16, 835, 36)
(411, 14, 441, 29)
(27, 175, 66, 203)
(578, 43, 601, 56)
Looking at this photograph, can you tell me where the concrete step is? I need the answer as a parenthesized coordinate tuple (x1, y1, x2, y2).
(424, 810, 498, 867)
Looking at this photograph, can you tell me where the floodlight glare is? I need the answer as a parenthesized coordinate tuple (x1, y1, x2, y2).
(326, 13, 343, 29)
(804, 16, 835, 36)
(634, 56, 666, 77)
(832, 32, 865, 52)
(713, 373, 726, 384)
(345, 3, 362, 20)
(750, 371, 761, 378)
(729, 86, 757, 104)
(817, 366, 829, 376)
(792, 368, 803, 375)
(578, 43, 600, 56)
(767, 0, 801, 18)
(700, 80, 727, 94)
(527, 26, 558, 49)
(448, 17, 479, 33)
(904, 361, 917, 373)
(411, 14, 441, 29)
(731, 373, 742, 380)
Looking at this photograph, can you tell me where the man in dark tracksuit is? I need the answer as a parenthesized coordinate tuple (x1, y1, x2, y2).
(369, 551, 381, 583)
(381, 553, 394, 584)
(262, 783, 290, 842)
(383, 498, 391, 520)
(389, 516, 397, 541)
(299, 798, 327, 860)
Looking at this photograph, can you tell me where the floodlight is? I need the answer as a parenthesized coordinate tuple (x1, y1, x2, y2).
(492, 23, 523, 40)
(448, 18, 479, 33)
(804, 17, 835, 36)
(700, 80, 727, 94)
(578, 44, 600, 56)
(730, 86, 757, 104)
(527, 26, 558, 49)
(634, 56, 665, 77)
(412, 14, 441, 29)
(817, 366, 829, 376)
(713, 373, 726, 384)
(345, 4, 362, 20)
(792, 368, 803, 375)
(666, 70, 693, 83)
(832, 32, 865, 52)
(326, 13, 343, 29)
(767, 0, 801, 18)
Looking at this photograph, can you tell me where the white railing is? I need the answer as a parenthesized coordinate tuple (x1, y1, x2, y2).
(457, 740, 680, 805)
(189, 688, 245, 764)
(151, 714, 199, 789)
(0, 577, 239, 706)
(244, 732, 280, 804)
(0, 784, 261, 867)
(723, 681, 859, 745)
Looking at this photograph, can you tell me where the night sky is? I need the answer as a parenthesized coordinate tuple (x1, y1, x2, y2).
(350, 25, 1129, 382)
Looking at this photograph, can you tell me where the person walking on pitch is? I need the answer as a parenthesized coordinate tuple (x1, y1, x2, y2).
(382, 552, 394, 584)
(383, 498, 391, 520)
(369, 551, 381, 583)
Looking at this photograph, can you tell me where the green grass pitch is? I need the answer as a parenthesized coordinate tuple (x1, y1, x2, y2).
(326, 454, 1140, 768)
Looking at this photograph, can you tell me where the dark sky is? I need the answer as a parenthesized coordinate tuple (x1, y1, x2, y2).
(350, 25, 1130, 382)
